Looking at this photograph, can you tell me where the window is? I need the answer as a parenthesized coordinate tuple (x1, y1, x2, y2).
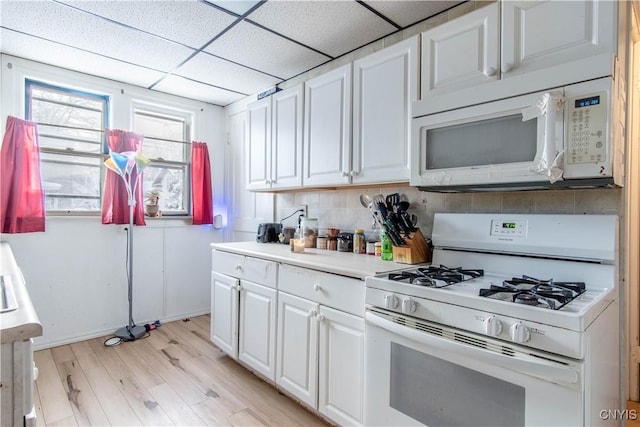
(133, 107, 191, 215)
(25, 79, 109, 212)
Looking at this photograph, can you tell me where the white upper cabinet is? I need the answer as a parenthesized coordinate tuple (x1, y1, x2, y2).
(246, 85, 303, 191)
(271, 85, 304, 189)
(421, 4, 498, 99)
(352, 36, 418, 184)
(415, 0, 616, 117)
(303, 64, 352, 187)
(246, 97, 272, 190)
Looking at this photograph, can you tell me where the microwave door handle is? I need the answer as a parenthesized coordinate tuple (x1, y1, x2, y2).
(365, 311, 579, 385)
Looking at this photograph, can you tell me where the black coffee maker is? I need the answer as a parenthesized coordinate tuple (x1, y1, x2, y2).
(256, 223, 282, 243)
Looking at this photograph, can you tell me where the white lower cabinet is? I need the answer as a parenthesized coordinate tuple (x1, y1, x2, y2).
(210, 251, 278, 381)
(277, 264, 365, 425)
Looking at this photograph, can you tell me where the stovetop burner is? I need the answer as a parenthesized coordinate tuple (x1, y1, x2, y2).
(479, 275, 586, 310)
(388, 265, 484, 288)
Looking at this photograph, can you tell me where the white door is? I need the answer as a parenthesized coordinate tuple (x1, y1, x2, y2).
(210, 271, 239, 358)
(276, 291, 319, 408)
(246, 97, 272, 191)
(352, 36, 418, 184)
(238, 280, 277, 381)
(501, 0, 615, 80)
(420, 3, 498, 99)
(303, 64, 352, 187)
(318, 306, 365, 426)
(271, 84, 303, 190)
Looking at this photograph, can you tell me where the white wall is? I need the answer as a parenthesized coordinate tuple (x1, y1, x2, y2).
(0, 55, 226, 349)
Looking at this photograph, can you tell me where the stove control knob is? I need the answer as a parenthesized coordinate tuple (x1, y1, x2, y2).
(483, 316, 503, 336)
(401, 298, 418, 314)
(509, 321, 531, 343)
(384, 294, 400, 310)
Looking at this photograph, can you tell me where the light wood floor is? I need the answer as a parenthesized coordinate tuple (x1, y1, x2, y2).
(34, 315, 329, 426)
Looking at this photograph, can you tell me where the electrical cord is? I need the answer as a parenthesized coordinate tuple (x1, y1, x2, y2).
(279, 208, 304, 224)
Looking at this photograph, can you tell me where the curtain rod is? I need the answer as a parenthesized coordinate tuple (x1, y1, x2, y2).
(34, 122, 191, 145)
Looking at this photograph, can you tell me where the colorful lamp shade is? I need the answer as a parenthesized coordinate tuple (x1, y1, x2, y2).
(104, 151, 150, 205)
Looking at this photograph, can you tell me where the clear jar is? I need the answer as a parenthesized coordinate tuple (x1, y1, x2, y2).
(354, 229, 366, 254)
(301, 217, 318, 248)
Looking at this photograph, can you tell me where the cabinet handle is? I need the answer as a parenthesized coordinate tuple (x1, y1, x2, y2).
(350, 171, 359, 177)
(234, 264, 243, 272)
(313, 283, 322, 292)
(484, 66, 497, 77)
(235, 284, 242, 291)
(502, 62, 514, 73)
(341, 171, 349, 177)
(317, 314, 326, 322)
(307, 309, 317, 318)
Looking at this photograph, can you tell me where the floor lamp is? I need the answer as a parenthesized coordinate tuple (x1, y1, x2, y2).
(104, 151, 150, 341)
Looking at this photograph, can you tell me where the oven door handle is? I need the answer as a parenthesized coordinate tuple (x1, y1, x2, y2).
(365, 311, 579, 385)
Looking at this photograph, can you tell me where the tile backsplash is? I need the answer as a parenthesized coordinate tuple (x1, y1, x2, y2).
(275, 186, 622, 239)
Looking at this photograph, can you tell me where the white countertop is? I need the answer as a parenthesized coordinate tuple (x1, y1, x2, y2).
(210, 241, 421, 280)
(0, 242, 42, 344)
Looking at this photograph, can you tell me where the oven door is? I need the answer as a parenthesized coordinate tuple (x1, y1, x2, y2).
(364, 309, 584, 427)
(410, 88, 564, 188)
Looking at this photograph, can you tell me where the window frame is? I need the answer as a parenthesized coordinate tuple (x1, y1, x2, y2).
(131, 102, 193, 217)
(25, 78, 110, 215)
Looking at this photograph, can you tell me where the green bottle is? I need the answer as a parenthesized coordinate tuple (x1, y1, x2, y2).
(381, 229, 393, 261)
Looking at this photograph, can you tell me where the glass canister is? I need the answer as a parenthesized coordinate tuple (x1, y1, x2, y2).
(301, 217, 318, 248)
(353, 229, 366, 254)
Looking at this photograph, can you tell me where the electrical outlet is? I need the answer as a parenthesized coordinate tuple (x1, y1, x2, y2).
(298, 204, 308, 218)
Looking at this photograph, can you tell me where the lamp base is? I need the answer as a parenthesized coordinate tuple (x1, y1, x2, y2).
(114, 324, 147, 341)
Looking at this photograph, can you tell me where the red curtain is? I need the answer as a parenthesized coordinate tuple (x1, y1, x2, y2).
(191, 141, 213, 225)
(0, 116, 45, 233)
(101, 130, 146, 225)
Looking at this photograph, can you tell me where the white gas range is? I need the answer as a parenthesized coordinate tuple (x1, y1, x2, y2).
(364, 213, 620, 427)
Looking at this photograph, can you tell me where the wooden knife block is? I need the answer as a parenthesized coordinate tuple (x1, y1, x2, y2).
(392, 229, 432, 264)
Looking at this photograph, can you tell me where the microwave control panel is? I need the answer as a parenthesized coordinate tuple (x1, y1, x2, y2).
(566, 91, 607, 165)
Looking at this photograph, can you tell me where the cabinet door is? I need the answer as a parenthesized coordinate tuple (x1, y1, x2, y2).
(318, 306, 365, 426)
(303, 64, 352, 187)
(271, 84, 304, 190)
(210, 271, 239, 358)
(276, 291, 319, 408)
(420, 3, 498, 99)
(501, 0, 615, 80)
(238, 280, 277, 381)
(246, 97, 272, 191)
(352, 37, 418, 184)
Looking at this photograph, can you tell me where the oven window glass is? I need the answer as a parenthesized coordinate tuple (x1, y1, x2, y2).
(425, 114, 537, 169)
(390, 343, 525, 427)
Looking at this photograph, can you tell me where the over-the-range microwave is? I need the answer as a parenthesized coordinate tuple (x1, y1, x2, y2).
(411, 77, 617, 192)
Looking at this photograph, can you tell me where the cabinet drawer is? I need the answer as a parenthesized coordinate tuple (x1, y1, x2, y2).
(278, 264, 364, 316)
(211, 250, 277, 288)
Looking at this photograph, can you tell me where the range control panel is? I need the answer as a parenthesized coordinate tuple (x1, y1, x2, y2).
(566, 91, 607, 165)
(490, 219, 527, 237)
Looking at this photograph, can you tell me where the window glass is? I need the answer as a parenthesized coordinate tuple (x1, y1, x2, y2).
(26, 80, 109, 212)
(133, 108, 191, 215)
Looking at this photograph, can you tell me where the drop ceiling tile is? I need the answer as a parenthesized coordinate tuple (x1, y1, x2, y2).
(204, 21, 329, 80)
(175, 52, 281, 95)
(248, 1, 397, 58)
(57, 0, 237, 49)
(364, 1, 459, 27)
(1, 0, 193, 72)
(205, 0, 261, 16)
(153, 75, 244, 106)
(1, 29, 165, 88)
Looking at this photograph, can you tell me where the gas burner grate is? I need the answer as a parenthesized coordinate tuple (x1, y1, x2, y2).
(388, 265, 484, 288)
(479, 275, 586, 310)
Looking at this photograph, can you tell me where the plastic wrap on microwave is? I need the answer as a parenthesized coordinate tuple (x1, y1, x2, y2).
(521, 92, 565, 183)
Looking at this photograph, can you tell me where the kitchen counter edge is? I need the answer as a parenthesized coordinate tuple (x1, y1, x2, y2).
(210, 241, 418, 280)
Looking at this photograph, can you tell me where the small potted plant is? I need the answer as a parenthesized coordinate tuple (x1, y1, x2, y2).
(144, 189, 160, 217)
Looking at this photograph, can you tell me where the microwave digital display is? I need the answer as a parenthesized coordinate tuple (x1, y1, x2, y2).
(575, 96, 600, 108)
